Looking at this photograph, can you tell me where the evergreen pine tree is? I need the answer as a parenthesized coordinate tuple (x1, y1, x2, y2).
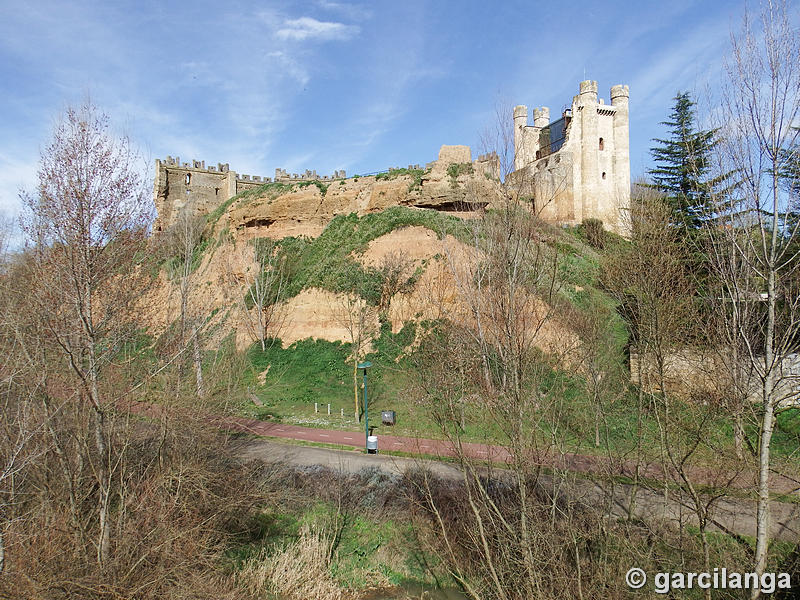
(778, 127, 799, 203)
(648, 92, 723, 229)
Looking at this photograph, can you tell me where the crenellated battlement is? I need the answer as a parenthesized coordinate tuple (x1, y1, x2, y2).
(153, 156, 348, 231)
(153, 146, 502, 234)
(511, 79, 631, 235)
(274, 168, 346, 182)
(237, 174, 272, 183)
(157, 156, 354, 184)
(160, 156, 232, 173)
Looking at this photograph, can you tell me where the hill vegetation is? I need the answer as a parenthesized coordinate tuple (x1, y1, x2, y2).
(2, 4, 799, 599)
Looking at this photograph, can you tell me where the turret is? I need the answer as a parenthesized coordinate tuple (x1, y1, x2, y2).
(514, 105, 528, 171)
(578, 80, 600, 223)
(610, 84, 631, 235)
(532, 107, 550, 129)
(610, 84, 629, 109)
(578, 79, 599, 104)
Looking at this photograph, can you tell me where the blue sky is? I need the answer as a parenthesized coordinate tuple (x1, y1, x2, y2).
(0, 0, 776, 219)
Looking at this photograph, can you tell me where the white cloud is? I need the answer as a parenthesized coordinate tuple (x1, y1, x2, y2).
(276, 17, 359, 42)
(315, 1, 373, 21)
(0, 150, 37, 221)
(266, 51, 310, 86)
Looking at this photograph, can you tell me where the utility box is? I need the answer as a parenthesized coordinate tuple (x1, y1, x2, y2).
(367, 435, 378, 454)
(381, 410, 396, 426)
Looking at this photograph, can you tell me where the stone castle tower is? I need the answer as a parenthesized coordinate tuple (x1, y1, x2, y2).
(511, 80, 630, 235)
(151, 156, 345, 232)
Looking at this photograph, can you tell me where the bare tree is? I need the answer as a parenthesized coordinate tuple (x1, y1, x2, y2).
(708, 1, 800, 589)
(604, 187, 749, 597)
(0, 228, 45, 575)
(377, 250, 415, 314)
(19, 101, 150, 568)
(333, 293, 378, 422)
(411, 182, 603, 599)
(243, 238, 287, 352)
(163, 210, 208, 397)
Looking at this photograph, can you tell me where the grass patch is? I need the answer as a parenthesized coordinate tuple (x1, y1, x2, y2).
(446, 162, 474, 179)
(229, 498, 442, 593)
(374, 167, 429, 191)
(259, 207, 468, 305)
(296, 179, 329, 196)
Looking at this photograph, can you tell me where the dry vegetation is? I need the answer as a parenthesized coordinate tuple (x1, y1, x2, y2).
(2, 3, 799, 600)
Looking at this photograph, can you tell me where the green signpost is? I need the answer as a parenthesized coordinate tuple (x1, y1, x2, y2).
(357, 361, 373, 451)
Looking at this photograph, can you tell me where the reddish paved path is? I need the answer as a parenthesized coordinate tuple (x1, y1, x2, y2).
(125, 401, 800, 497)
(210, 413, 800, 497)
(214, 415, 511, 462)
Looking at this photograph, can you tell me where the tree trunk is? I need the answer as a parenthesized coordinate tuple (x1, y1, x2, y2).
(753, 282, 777, 596)
(734, 411, 745, 461)
(192, 324, 204, 398)
(93, 407, 111, 568)
(353, 359, 359, 422)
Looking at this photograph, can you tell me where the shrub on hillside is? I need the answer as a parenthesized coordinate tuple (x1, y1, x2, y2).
(582, 218, 606, 249)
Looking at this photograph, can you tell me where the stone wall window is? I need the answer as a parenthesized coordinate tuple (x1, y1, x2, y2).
(599, 137, 604, 151)
(185, 173, 191, 185)
(602, 171, 607, 179)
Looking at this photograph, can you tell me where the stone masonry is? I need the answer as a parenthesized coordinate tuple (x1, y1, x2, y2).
(152, 148, 501, 232)
(510, 80, 631, 235)
(152, 156, 346, 232)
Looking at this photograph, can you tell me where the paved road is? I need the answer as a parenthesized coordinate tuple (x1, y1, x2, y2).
(215, 414, 800, 496)
(234, 437, 800, 541)
(129, 401, 800, 539)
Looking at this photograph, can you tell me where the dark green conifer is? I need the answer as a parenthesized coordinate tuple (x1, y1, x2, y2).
(648, 92, 724, 229)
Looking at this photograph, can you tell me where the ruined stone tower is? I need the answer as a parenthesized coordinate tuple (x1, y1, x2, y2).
(152, 156, 345, 232)
(511, 80, 630, 235)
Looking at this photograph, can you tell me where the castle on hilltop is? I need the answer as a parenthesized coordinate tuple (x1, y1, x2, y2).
(153, 80, 630, 235)
(152, 157, 347, 232)
(510, 80, 630, 234)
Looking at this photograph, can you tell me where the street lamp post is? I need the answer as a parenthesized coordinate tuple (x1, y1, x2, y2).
(357, 361, 372, 452)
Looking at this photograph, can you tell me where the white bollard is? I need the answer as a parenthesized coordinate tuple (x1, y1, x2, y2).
(341, 407, 344, 417)
(314, 402, 318, 413)
(327, 403, 331, 415)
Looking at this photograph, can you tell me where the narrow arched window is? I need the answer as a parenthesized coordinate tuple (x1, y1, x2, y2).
(535, 150, 541, 160)
(599, 137, 604, 151)
(602, 172, 607, 180)
(185, 173, 191, 185)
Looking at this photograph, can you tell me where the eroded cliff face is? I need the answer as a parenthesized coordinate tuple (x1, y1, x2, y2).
(143, 219, 577, 362)
(145, 145, 575, 358)
(219, 148, 502, 243)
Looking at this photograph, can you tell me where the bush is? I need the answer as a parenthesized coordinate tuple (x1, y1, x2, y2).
(238, 522, 342, 600)
(582, 217, 606, 249)
(446, 162, 474, 179)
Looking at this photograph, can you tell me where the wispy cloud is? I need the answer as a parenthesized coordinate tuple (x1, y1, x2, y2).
(315, 1, 373, 21)
(276, 17, 359, 42)
(266, 51, 310, 86)
(628, 18, 730, 114)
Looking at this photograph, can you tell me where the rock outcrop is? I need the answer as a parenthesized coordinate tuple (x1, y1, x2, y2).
(157, 145, 503, 241)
